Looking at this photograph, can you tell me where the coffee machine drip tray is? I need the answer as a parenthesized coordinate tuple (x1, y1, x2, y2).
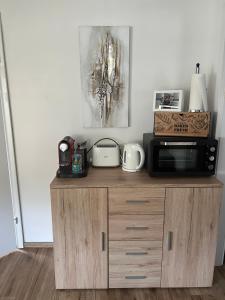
(56, 168, 88, 178)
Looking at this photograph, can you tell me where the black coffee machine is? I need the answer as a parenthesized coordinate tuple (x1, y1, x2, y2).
(58, 136, 74, 175)
(57, 136, 88, 178)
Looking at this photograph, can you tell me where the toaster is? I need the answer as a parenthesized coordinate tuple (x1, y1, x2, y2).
(92, 140, 120, 167)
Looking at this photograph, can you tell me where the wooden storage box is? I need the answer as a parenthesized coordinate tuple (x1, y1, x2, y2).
(154, 112, 210, 137)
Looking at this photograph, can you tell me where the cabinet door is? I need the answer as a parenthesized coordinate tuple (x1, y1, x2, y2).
(161, 187, 221, 288)
(51, 188, 108, 289)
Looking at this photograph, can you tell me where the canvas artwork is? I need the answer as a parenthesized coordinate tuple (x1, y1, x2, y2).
(79, 26, 130, 128)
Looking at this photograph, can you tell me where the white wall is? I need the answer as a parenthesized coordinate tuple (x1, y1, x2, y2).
(0, 0, 223, 242)
(0, 98, 16, 256)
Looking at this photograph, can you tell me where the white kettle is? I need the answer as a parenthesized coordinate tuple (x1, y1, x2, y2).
(122, 143, 145, 172)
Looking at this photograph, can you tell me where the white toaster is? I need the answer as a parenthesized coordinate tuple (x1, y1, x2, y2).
(92, 141, 120, 167)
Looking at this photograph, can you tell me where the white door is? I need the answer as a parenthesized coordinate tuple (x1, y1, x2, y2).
(0, 105, 16, 256)
(0, 16, 23, 252)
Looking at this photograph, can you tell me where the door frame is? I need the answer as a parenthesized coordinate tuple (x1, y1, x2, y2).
(0, 14, 24, 248)
(215, 40, 225, 265)
(215, 2, 225, 266)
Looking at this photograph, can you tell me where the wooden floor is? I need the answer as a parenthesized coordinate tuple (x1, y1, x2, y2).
(0, 248, 225, 300)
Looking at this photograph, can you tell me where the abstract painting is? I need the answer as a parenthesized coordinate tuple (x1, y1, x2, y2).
(79, 26, 129, 128)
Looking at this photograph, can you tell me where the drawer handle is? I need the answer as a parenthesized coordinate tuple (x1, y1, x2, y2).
(125, 276, 147, 280)
(126, 200, 149, 204)
(168, 231, 173, 251)
(102, 232, 106, 251)
(126, 252, 148, 256)
(126, 226, 149, 230)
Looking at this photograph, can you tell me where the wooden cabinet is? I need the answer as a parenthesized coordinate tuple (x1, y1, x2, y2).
(50, 168, 222, 290)
(108, 187, 165, 288)
(109, 214, 164, 241)
(109, 241, 163, 288)
(161, 187, 222, 287)
(51, 188, 108, 289)
(109, 187, 165, 215)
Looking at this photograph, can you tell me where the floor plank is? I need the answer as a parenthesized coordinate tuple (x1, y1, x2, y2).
(0, 248, 224, 300)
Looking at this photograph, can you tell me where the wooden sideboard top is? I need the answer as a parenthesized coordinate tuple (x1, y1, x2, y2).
(50, 167, 223, 189)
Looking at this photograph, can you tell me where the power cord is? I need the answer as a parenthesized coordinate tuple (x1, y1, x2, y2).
(87, 138, 120, 153)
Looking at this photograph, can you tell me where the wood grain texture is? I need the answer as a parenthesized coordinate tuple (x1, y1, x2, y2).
(109, 264, 161, 288)
(154, 111, 210, 137)
(51, 188, 108, 289)
(1, 248, 225, 300)
(24, 242, 53, 248)
(50, 169, 223, 290)
(109, 241, 162, 265)
(50, 167, 223, 189)
(161, 187, 222, 288)
(109, 188, 165, 215)
(109, 214, 164, 241)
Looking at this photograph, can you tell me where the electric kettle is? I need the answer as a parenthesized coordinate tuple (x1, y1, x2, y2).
(122, 143, 145, 172)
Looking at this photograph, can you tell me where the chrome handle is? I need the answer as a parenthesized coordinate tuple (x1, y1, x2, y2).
(126, 252, 148, 256)
(126, 200, 149, 204)
(160, 141, 197, 146)
(168, 231, 173, 251)
(125, 276, 147, 280)
(126, 226, 149, 230)
(102, 232, 105, 251)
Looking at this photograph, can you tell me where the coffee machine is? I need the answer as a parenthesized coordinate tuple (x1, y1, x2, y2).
(58, 136, 75, 175)
(57, 136, 88, 178)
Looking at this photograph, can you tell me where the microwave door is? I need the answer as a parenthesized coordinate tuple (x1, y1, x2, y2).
(152, 144, 202, 174)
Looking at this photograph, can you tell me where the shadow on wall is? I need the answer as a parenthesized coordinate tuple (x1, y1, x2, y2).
(211, 112, 217, 138)
(208, 70, 217, 112)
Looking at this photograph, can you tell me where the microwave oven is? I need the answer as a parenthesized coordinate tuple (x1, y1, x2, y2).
(143, 133, 218, 177)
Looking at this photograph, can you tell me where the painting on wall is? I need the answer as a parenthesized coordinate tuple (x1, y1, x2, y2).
(79, 26, 130, 128)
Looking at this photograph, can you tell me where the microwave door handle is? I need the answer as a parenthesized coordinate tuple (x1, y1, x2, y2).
(160, 142, 197, 146)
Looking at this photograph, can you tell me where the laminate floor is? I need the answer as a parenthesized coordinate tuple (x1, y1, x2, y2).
(0, 248, 225, 300)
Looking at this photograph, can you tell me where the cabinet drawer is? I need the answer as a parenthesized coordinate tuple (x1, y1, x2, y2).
(109, 215, 164, 241)
(109, 188, 165, 215)
(109, 241, 162, 265)
(109, 264, 161, 288)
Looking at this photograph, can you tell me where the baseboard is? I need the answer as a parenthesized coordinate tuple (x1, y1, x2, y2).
(24, 242, 53, 248)
(0, 249, 17, 258)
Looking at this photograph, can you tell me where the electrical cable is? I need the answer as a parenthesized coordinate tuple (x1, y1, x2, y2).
(87, 137, 122, 165)
(87, 138, 120, 153)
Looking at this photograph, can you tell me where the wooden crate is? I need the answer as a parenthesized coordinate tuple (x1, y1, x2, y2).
(154, 112, 210, 137)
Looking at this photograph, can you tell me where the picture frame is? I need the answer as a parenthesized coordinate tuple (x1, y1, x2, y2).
(153, 90, 184, 112)
(79, 26, 130, 128)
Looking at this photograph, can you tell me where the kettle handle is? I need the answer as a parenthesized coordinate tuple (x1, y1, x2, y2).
(136, 145, 145, 170)
(123, 149, 127, 165)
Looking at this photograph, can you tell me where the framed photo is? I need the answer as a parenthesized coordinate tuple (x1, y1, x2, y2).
(153, 90, 184, 112)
